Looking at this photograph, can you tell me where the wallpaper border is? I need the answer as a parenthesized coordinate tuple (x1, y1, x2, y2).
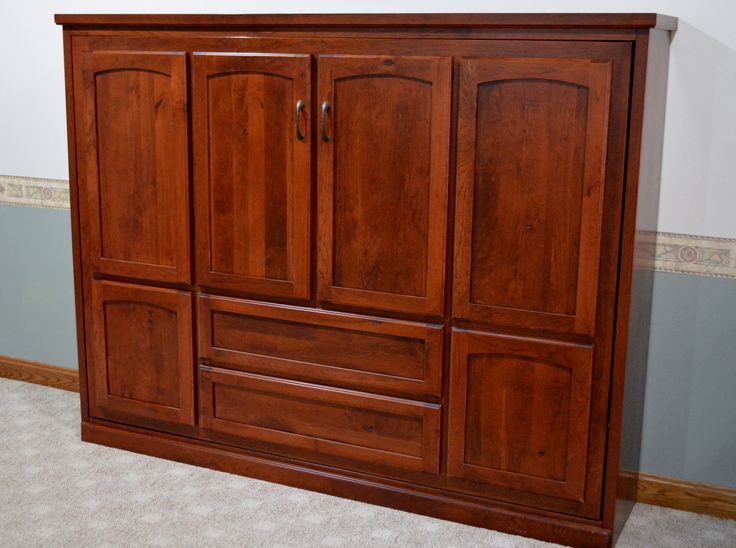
(0, 175, 71, 210)
(1, 175, 734, 279)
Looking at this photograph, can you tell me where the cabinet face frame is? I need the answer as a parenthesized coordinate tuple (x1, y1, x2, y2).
(453, 56, 614, 336)
(192, 53, 312, 300)
(317, 54, 452, 318)
(447, 329, 599, 514)
(87, 280, 195, 427)
(72, 47, 191, 284)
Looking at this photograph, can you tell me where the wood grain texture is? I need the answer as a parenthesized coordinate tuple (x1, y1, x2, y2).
(0, 355, 79, 392)
(58, 15, 675, 548)
(54, 13, 677, 31)
(73, 47, 191, 284)
(198, 295, 443, 398)
(193, 53, 311, 300)
(317, 55, 451, 317)
(447, 329, 597, 515)
(199, 366, 441, 476)
(87, 280, 195, 427)
(453, 55, 613, 336)
(632, 472, 736, 521)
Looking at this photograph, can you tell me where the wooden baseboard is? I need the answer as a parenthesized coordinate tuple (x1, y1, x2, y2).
(622, 471, 736, 520)
(0, 355, 79, 392)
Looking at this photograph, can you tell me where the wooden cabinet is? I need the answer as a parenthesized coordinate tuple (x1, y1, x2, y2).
(59, 13, 675, 547)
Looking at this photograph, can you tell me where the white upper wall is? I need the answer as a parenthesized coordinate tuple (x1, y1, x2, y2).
(1, 0, 734, 238)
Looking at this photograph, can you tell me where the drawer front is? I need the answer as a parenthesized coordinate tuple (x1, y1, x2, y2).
(199, 366, 441, 475)
(198, 296, 443, 398)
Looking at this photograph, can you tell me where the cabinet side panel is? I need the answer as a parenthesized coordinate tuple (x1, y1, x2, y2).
(63, 31, 89, 419)
(607, 28, 672, 540)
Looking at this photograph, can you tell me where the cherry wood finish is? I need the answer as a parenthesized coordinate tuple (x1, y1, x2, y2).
(448, 329, 597, 514)
(59, 14, 674, 547)
(86, 281, 194, 427)
(199, 366, 441, 476)
(72, 48, 191, 283)
(198, 296, 443, 399)
(317, 55, 451, 317)
(192, 53, 311, 300)
(454, 55, 614, 336)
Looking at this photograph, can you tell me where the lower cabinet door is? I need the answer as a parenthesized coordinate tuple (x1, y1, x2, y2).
(199, 366, 441, 477)
(87, 280, 195, 428)
(447, 329, 599, 513)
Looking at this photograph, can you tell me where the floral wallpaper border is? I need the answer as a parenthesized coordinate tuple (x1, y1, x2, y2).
(1, 175, 734, 279)
(0, 175, 70, 210)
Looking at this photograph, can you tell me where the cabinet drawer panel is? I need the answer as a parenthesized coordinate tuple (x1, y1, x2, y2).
(199, 367, 441, 474)
(198, 296, 442, 398)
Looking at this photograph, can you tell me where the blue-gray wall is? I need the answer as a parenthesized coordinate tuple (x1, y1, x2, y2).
(641, 271, 736, 487)
(0, 203, 734, 489)
(0, 204, 77, 369)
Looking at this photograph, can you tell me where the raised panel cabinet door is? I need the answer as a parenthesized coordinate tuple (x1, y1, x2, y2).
(317, 55, 452, 317)
(453, 56, 614, 335)
(447, 329, 597, 513)
(193, 53, 311, 300)
(72, 49, 190, 283)
(87, 280, 194, 427)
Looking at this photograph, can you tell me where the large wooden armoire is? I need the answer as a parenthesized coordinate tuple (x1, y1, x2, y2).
(56, 13, 675, 546)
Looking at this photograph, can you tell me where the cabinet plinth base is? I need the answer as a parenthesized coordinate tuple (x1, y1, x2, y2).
(81, 420, 612, 547)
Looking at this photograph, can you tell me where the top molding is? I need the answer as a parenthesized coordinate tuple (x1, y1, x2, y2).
(54, 13, 677, 31)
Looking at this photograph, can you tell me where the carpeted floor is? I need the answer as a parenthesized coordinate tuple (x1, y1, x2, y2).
(1, 378, 734, 547)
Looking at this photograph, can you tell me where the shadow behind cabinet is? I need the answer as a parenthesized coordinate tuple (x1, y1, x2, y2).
(57, 13, 675, 547)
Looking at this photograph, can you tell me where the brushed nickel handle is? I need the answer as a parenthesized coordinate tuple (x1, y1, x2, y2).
(295, 99, 305, 141)
(321, 100, 331, 142)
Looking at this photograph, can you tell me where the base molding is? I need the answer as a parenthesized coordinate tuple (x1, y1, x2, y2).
(82, 419, 611, 548)
(0, 355, 79, 392)
(633, 471, 736, 520)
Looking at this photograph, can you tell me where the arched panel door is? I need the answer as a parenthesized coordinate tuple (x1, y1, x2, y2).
(87, 280, 194, 429)
(447, 329, 598, 515)
(453, 57, 613, 335)
(317, 55, 451, 318)
(192, 53, 311, 301)
(73, 50, 190, 283)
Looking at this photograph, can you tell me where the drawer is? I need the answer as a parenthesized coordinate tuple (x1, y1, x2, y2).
(197, 295, 443, 398)
(199, 366, 441, 475)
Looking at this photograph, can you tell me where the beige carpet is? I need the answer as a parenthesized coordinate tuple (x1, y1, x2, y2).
(1, 378, 734, 547)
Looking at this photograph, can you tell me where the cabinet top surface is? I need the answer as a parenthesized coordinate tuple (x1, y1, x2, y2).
(54, 13, 676, 31)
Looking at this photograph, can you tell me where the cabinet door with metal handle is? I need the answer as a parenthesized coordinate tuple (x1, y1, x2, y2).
(316, 55, 452, 318)
(192, 53, 312, 301)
